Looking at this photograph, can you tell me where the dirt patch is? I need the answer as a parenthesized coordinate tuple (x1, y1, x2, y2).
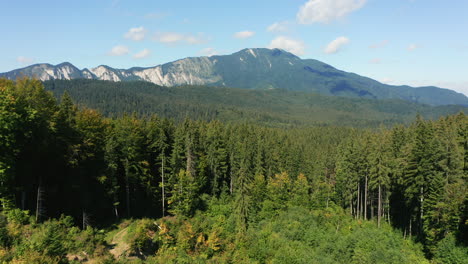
(109, 227, 131, 259)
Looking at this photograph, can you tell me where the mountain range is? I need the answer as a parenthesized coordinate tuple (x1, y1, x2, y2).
(1, 48, 467, 106)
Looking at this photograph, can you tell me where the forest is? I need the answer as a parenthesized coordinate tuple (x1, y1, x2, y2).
(0, 78, 466, 263)
(43, 79, 467, 128)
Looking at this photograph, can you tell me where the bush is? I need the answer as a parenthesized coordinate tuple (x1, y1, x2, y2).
(0, 214, 10, 248)
(433, 234, 468, 264)
(5, 209, 30, 225)
(245, 207, 429, 264)
(127, 219, 159, 256)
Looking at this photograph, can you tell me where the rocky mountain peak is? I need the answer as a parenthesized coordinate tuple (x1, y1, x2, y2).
(0, 48, 466, 106)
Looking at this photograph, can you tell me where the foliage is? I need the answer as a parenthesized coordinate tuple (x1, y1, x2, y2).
(42, 79, 466, 128)
(0, 78, 466, 263)
(433, 234, 468, 264)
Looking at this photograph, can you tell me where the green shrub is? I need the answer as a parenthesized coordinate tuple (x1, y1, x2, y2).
(127, 219, 159, 256)
(0, 214, 10, 248)
(433, 234, 468, 264)
(5, 209, 30, 225)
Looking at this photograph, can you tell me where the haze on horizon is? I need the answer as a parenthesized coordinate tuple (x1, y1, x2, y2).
(2, 0, 468, 95)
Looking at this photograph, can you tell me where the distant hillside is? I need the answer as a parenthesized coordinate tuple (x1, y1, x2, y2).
(43, 79, 466, 127)
(2, 48, 467, 106)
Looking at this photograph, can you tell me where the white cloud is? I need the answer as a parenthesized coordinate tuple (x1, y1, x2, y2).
(156, 32, 184, 43)
(267, 21, 289, 33)
(234, 31, 255, 39)
(108, 45, 129, 56)
(124, 26, 147, 41)
(369, 58, 382, 64)
(324, 36, 350, 54)
(297, 0, 366, 24)
(369, 40, 389, 49)
(185, 35, 206, 44)
(133, 48, 151, 59)
(407, 43, 419, 51)
(381, 77, 395, 84)
(267, 36, 305, 55)
(17, 56, 34, 64)
(199, 47, 218, 57)
(154, 32, 207, 45)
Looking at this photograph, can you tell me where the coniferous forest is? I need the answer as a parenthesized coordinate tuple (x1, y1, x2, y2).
(43, 79, 467, 128)
(0, 78, 467, 263)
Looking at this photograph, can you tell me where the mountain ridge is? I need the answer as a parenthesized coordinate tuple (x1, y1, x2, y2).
(2, 48, 467, 106)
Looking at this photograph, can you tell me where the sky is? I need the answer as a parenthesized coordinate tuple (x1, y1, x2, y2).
(1, 0, 468, 95)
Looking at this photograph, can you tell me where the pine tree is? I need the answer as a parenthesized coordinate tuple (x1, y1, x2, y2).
(290, 173, 310, 208)
(205, 121, 228, 196)
(168, 169, 199, 217)
(335, 137, 360, 218)
(368, 132, 391, 227)
(234, 163, 251, 234)
(404, 116, 445, 241)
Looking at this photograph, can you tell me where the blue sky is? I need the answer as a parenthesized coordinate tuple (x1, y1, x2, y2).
(2, 0, 468, 95)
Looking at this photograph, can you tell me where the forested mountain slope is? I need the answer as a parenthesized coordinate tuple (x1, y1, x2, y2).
(0, 78, 466, 263)
(43, 79, 467, 128)
(2, 48, 467, 106)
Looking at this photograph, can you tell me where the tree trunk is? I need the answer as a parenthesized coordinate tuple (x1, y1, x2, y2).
(230, 152, 234, 194)
(364, 175, 368, 220)
(420, 186, 424, 233)
(386, 197, 390, 224)
(186, 144, 195, 178)
(326, 168, 330, 208)
(230, 173, 233, 194)
(409, 218, 412, 238)
(82, 210, 87, 230)
(378, 183, 382, 228)
(357, 183, 360, 219)
(114, 205, 119, 220)
(161, 155, 165, 217)
(35, 179, 44, 222)
(36, 185, 41, 222)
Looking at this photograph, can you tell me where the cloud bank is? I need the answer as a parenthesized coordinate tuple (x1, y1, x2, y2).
(324, 37, 350, 54)
(199, 47, 218, 57)
(297, 0, 366, 24)
(234, 31, 255, 39)
(154, 32, 208, 45)
(124, 27, 147, 41)
(17, 56, 34, 64)
(133, 48, 151, 59)
(268, 36, 305, 55)
(108, 45, 129, 56)
(267, 21, 289, 33)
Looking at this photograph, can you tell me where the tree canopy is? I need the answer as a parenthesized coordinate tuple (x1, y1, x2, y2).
(0, 78, 466, 263)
